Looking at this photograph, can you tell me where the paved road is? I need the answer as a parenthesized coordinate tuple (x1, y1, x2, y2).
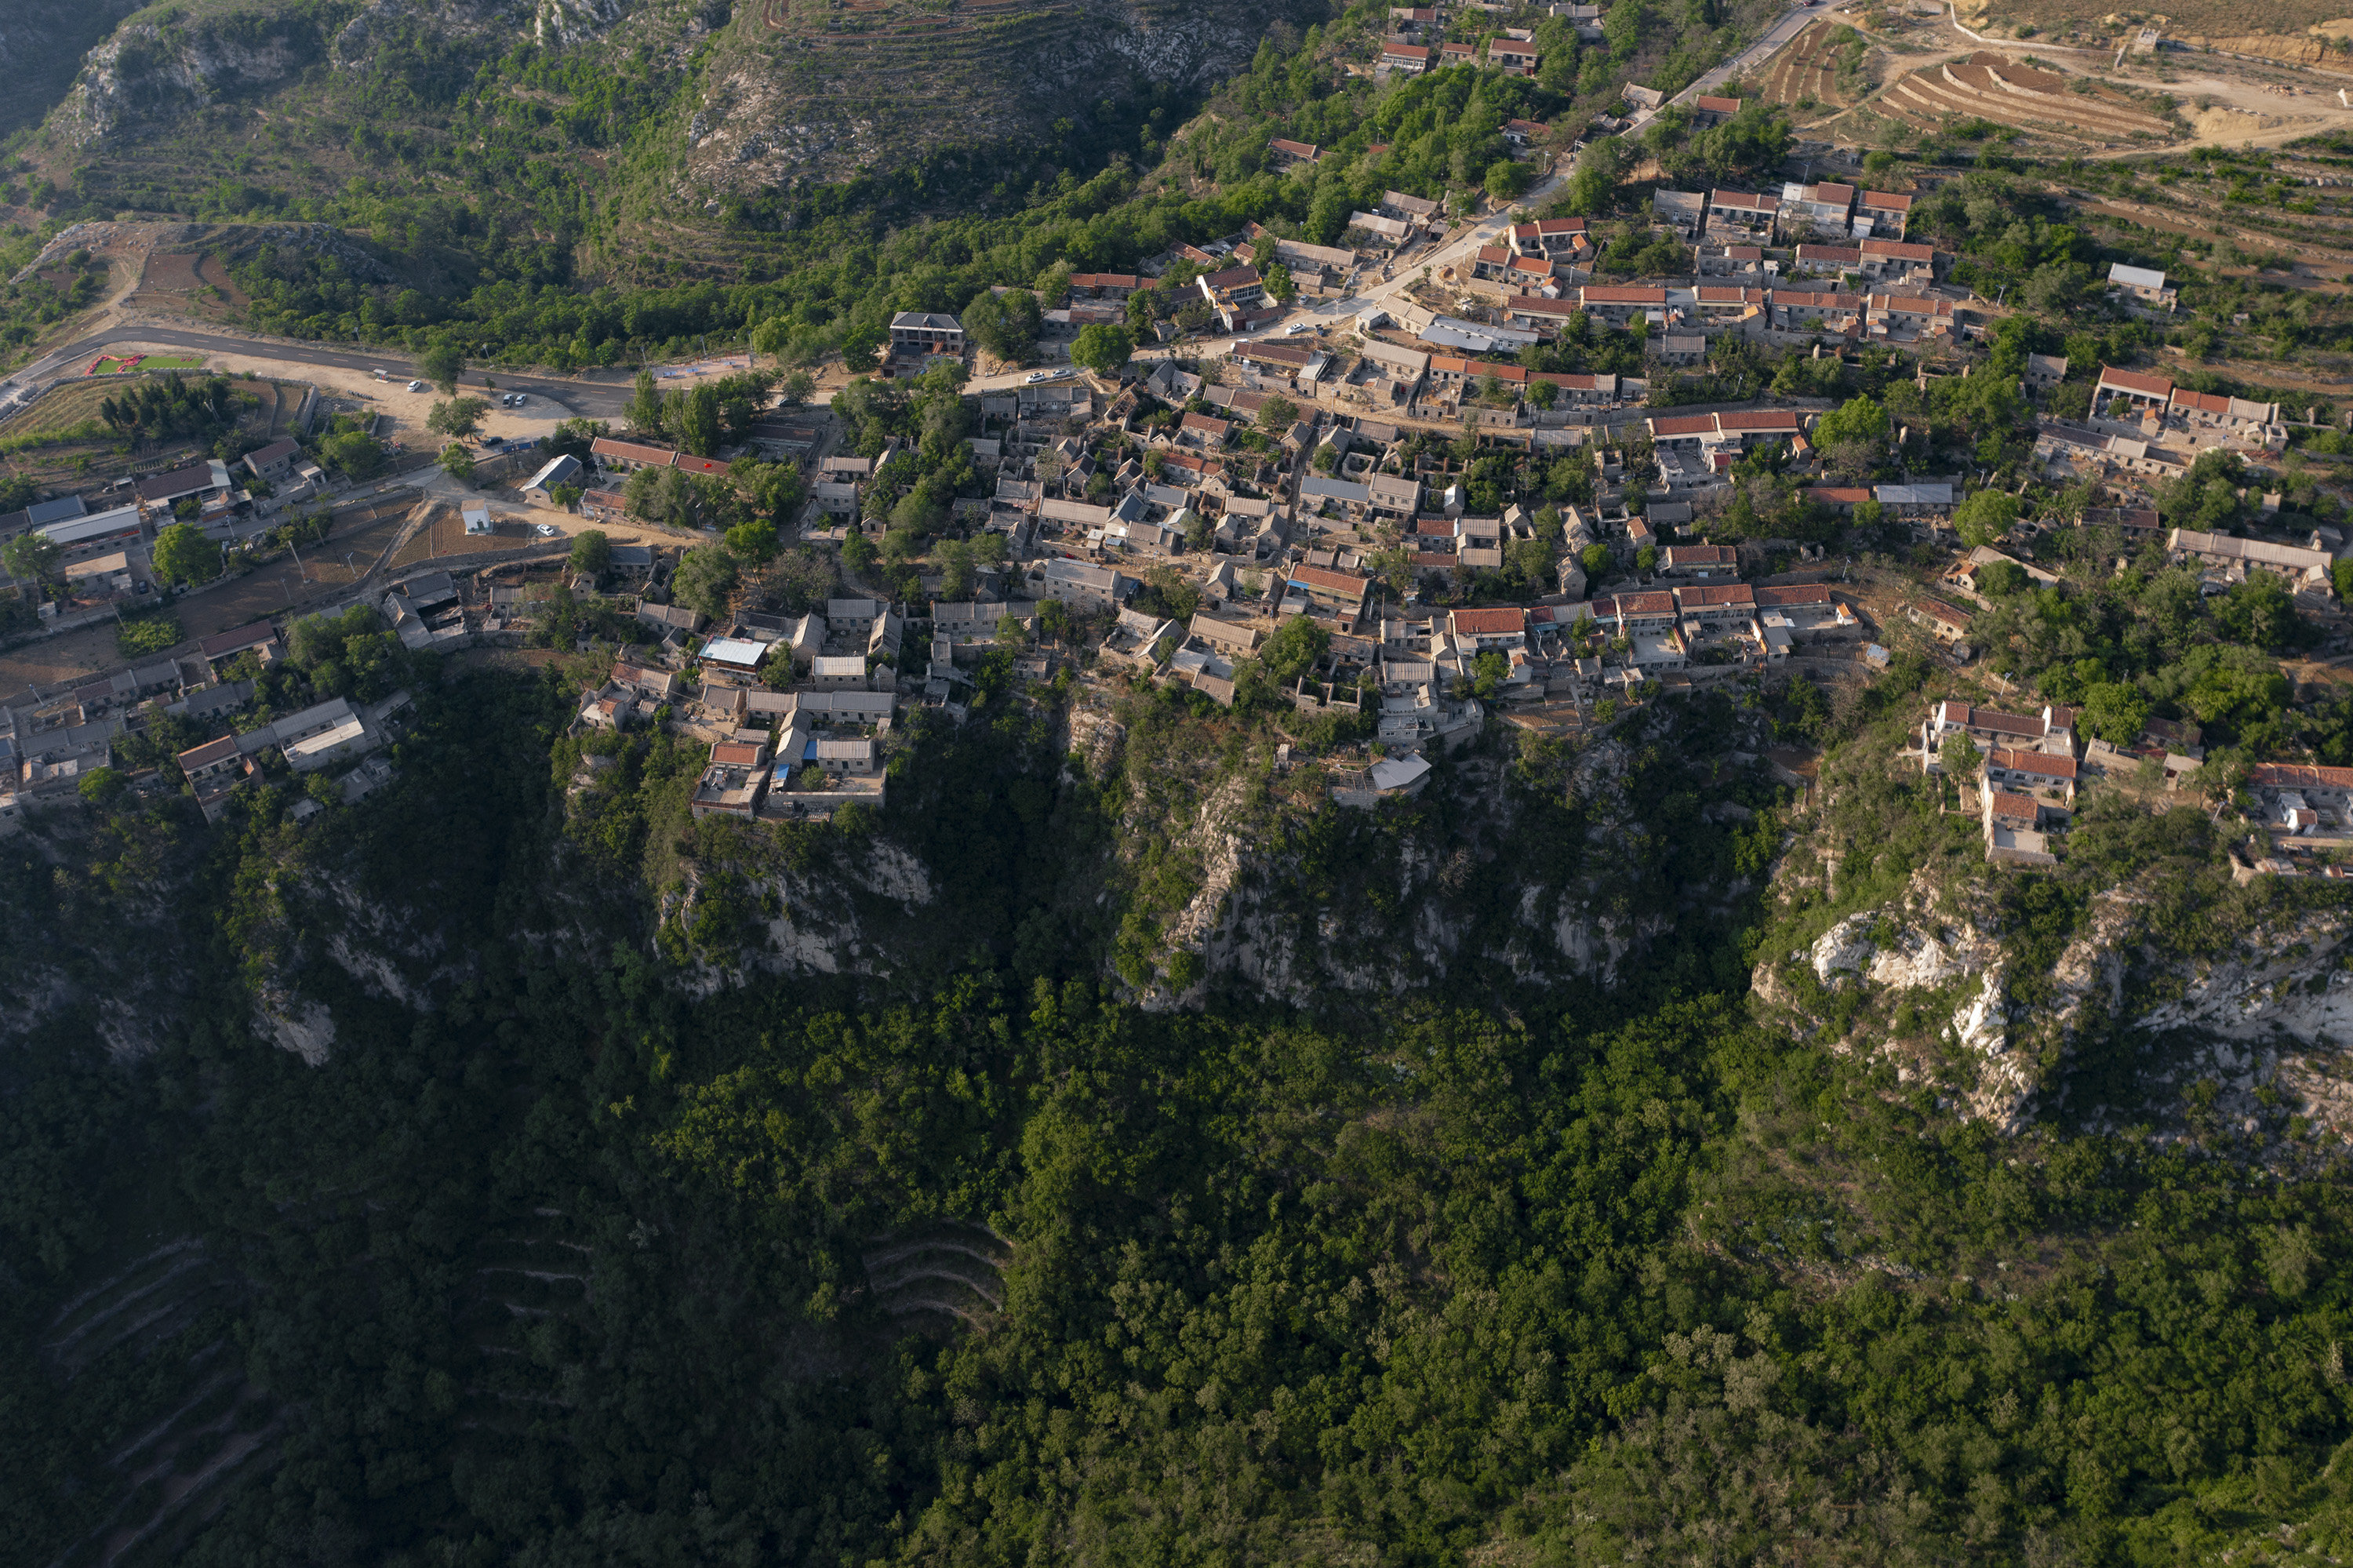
(2, 323, 638, 419)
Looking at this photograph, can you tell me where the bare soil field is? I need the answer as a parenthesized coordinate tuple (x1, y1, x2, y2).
(387, 505, 543, 570)
(136, 252, 203, 293)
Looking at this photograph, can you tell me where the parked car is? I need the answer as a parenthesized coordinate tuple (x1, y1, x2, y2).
(406, 380, 424, 392)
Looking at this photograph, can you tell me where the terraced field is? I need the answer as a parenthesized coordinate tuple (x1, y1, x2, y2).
(1753, 20, 1867, 118)
(1877, 52, 2176, 144)
(42, 1237, 288, 1568)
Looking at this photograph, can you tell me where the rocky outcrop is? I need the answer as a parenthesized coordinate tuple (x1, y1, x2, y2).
(253, 984, 335, 1065)
(57, 11, 320, 149)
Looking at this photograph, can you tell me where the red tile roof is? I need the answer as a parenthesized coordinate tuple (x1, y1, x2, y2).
(1293, 565, 1371, 597)
(1989, 748, 2077, 780)
(2251, 762, 2353, 791)
(1451, 607, 1528, 635)
(2097, 364, 2174, 399)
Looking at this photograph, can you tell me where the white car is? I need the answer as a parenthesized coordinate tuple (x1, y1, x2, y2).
(1285, 322, 1312, 335)
(406, 380, 424, 392)
(1024, 371, 1050, 384)
(511, 394, 526, 406)
(534, 523, 561, 537)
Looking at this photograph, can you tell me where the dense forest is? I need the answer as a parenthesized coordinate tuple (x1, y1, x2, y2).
(3, 642, 2353, 1565)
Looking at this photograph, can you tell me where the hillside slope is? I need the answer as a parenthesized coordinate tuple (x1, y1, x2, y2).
(21, 0, 1319, 244)
(0, 0, 150, 140)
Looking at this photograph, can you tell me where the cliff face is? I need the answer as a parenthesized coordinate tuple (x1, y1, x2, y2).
(56, 5, 325, 150)
(1751, 828, 2353, 1148)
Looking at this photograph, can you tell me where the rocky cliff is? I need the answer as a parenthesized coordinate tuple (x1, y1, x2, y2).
(1749, 792, 2353, 1150)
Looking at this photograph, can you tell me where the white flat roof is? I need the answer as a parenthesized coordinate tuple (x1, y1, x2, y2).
(701, 637, 766, 666)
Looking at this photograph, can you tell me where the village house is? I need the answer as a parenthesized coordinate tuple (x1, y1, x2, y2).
(591, 437, 678, 475)
(1657, 544, 1738, 579)
(522, 453, 583, 506)
(136, 460, 231, 514)
(1782, 180, 1857, 235)
(1984, 747, 2078, 805)
(1922, 700, 2077, 759)
(39, 505, 145, 564)
(2248, 762, 2353, 837)
(197, 620, 282, 674)
(1028, 557, 1138, 609)
(2108, 263, 2176, 307)
(1908, 597, 1974, 645)
(690, 740, 769, 820)
(1286, 564, 1373, 624)
(2094, 364, 2175, 417)
(1269, 138, 1322, 167)
(1448, 606, 1528, 651)
(1381, 39, 1433, 71)
(242, 438, 302, 485)
(1198, 266, 1267, 312)
(1705, 190, 1780, 239)
(1580, 285, 1668, 326)
(2166, 527, 2333, 587)
(1488, 35, 1539, 70)
(888, 311, 966, 356)
(1983, 789, 2058, 866)
(1509, 217, 1588, 258)
(1857, 189, 1911, 231)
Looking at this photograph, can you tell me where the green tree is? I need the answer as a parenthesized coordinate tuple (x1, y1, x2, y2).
(1813, 394, 1888, 452)
(1939, 730, 1982, 779)
(3, 530, 64, 584)
(1071, 323, 1136, 377)
(1261, 263, 1297, 304)
(1581, 542, 1612, 577)
(418, 341, 463, 395)
(725, 518, 780, 563)
(427, 397, 492, 439)
(1953, 489, 2018, 548)
(439, 443, 476, 482)
(673, 546, 740, 619)
(1259, 614, 1328, 684)
(678, 385, 723, 457)
(1485, 159, 1535, 200)
(841, 532, 878, 574)
(1257, 395, 1300, 433)
(151, 522, 223, 586)
(2080, 681, 2150, 745)
(76, 767, 125, 806)
(626, 369, 665, 436)
(569, 529, 612, 575)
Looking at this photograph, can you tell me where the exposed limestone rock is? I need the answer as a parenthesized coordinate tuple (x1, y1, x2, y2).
(253, 988, 335, 1066)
